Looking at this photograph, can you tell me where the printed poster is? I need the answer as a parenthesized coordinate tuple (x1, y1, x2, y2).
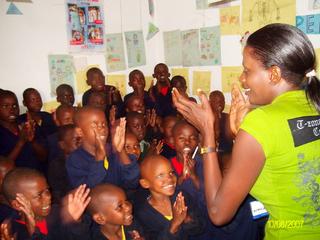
(48, 55, 75, 97)
(241, 0, 296, 34)
(181, 29, 200, 67)
(220, 5, 240, 35)
(221, 66, 243, 93)
(66, 0, 105, 52)
(200, 26, 221, 66)
(192, 71, 211, 95)
(106, 75, 127, 97)
(163, 30, 182, 66)
(105, 33, 126, 72)
(125, 31, 146, 68)
(296, 14, 320, 34)
(171, 68, 190, 94)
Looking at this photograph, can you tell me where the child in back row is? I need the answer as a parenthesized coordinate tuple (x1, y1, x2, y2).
(66, 106, 140, 189)
(135, 155, 205, 239)
(56, 84, 75, 107)
(0, 90, 46, 171)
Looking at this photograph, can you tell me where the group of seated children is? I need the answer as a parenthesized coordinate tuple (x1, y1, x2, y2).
(0, 63, 266, 239)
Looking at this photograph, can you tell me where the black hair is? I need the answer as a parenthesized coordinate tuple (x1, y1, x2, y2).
(56, 84, 74, 95)
(22, 88, 38, 100)
(153, 63, 169, 73)
(57, 124, 76, 141)
(209, 90, 225, 100)
(2, 168, 44, 202)
(0, 90, 17, 101)
(171, 75, 186, 87)
(172, 120, 198, 136)
(55, 105, 75, 120)
(126, 111, 144, 122)
(129, 69, 144, 81)
(86, 67, 103, 78)
(125, 95, 143, 108)
(246, 23, 320, 112)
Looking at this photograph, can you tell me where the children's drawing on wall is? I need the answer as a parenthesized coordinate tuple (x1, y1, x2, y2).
(181, 29, 200, 67)
(309, 0, 320, 10)
(66, 0, 105, 52)
(221, 66, 243, 93)
(48, 55, 75, 97)
(200, 26, 221, 66)
(220, 5, 240, 35)
(105, 33, 126, 72)
(192, 71, 211, 95)
(125, 31, 146, 68)
(163, 30, 182, 66)
(241, 0, 295, 33)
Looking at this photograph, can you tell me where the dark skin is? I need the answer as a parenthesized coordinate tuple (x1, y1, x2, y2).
(129, 70, 146, 97)
(0, 159, 14, 204)
(172, 46, 299, 225)
(0, 95, 46, 163)
(23, 90, 43, 125)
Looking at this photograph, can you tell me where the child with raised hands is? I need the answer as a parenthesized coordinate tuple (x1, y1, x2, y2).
(66, 106, 140, 189)
(135, 155, 204, 239)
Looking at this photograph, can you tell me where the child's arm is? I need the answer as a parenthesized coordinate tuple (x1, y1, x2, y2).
(169, 192, 187, 234)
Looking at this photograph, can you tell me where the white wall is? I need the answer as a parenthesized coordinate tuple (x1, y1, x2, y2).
(0, 0, 319, 109)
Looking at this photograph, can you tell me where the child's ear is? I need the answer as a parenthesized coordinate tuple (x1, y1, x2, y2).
(269, 66, 281, 84)
(92, 213, 106, 225)
(22, 100, 27, 107)
(11, 199, 22, 211)
(152, 73, 156, 78)
(168, 73, 171, 78)
(139, 178, 150, 189)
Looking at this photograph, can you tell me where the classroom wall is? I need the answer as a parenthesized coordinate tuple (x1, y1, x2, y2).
(0, 0, 319, 111)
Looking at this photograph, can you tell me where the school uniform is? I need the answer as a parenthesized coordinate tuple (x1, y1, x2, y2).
(149, 86, 175, 118)
(134, 190, 205, 240)
(160, 142, 176, 160)
(66, 144, 139, 189)
(0, 203, 18, 223)
(46, 132, 63, 163)
(124, 91, 155, 110)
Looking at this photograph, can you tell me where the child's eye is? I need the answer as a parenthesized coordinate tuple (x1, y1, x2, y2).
(169, 170, 175, 176)
(156, 173, 165, 179)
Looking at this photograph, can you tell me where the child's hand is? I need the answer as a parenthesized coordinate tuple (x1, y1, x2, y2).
(129, 230, 144, 240)
(229, 84, 251, 136)
(94, 129, 106, 161)
(0, 219, 16, 240)
(147, 139, 163, 156)
(147, 109, 157, 128)
(15, 193, 35, 236)
(112, 118, 126, 152)
(170, 192, 187, 234)
(61, 184, 91, 224)
(109, 105, 117, 126)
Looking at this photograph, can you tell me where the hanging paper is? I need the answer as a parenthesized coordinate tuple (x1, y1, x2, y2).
(296, 14, 320, 34)
(241, 0, 295, 34)
(106, 75, 127, 97)
(48, 55, 75, 97)
(105, 33, 126, 72)
(6, 2, 22, 15)
(147, 22, 159, 40)
(66, 0, 105, 52)
(171, 68, 190, 94)
(196, 0, 208, 9)
(221, 66, 243, 93)
(163, 30, 182, 66)
(220, 5, 240, 35)
(148, 0, 154, 17)
(125, 31, 146, 68)
(192, 71, 211, 95)
(309, 0, 320, 9)
(200, 26, 221, 66)
(181, 29, 200, 67)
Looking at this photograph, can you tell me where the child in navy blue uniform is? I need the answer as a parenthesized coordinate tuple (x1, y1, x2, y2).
(66, 106, 139, 189)
(86, 184, 145, 240)
(149, 63, 175, 117)
(136, 155, 205, 239)
(124, 69, 154, 111)
(19, 88, 56, 140)
(160, 115, 178, 160)
(0, 90, 46, 170)
(56, 84, 75, 107)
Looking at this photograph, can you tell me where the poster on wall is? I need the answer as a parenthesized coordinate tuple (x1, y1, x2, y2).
(163, 30, 182, 66)
(105, 33, 126, 72)
(200, 26, 221, 66)
(296, 14, 320, 34)
(66, 0, 105, 52)
(181, 29, 200, 67)
(241, 0, 296, 34)
(125, 31, 146, 68)
(220, 5, 240, 35)
(48, 55, 75, 97)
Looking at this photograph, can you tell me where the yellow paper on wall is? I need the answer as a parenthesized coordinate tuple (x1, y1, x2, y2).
(171, 68, 190, 94)
(316, 48, 320, 79)
(145, 76, 154, 91)
(76, 65, 99, 94)
(106, 74, 127, 97)
(220, 5, 240, 35)
(241, 0, 296, 34)
(43, 100, 59, 113)
(221, 66, 243, 93)
(192, 71, 211, 95)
